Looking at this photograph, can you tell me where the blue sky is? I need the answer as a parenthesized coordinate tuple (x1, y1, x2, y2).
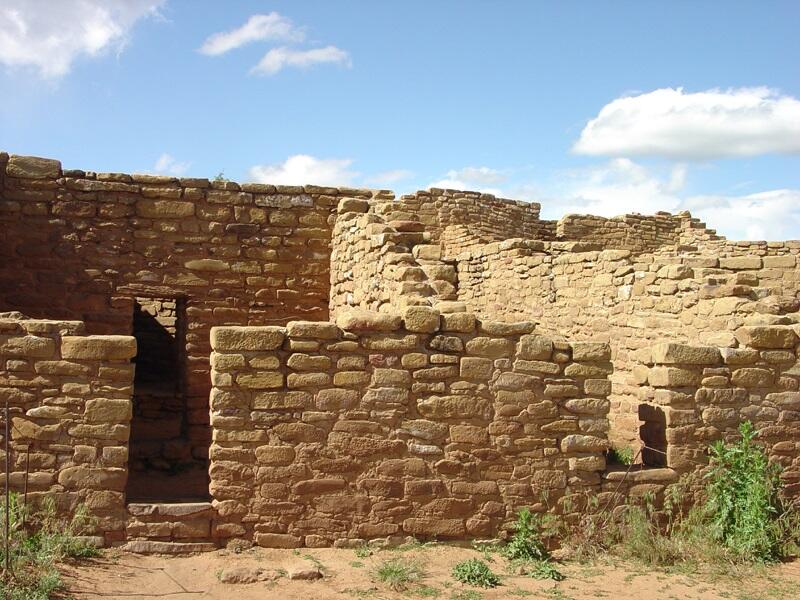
(1, 1, 799, 239)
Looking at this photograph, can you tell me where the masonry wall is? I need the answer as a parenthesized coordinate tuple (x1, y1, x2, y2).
(207, 308, 612, 547)
(0, 315, 136, 545)
(635, 331, 800, 497)
(0, 153, 375, 465)
(395, 189, 553, 257)
(454, 239, 800, 450)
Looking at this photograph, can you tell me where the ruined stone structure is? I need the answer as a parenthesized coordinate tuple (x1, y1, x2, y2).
(1, 152, 798, 552)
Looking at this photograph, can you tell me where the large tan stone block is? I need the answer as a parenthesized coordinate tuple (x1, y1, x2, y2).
(0, 335, 56, 358)
(517, 335, 553, 360)
(7, 155, 60, 178)
(136, 199, 195, 218)
(211, 326, 285, 351)
(84, 399, 132, 423)
(465, 337, 515, 358)
(734, 326, 798, 349)
(403, 306, 440, 333)
(286, 321, 340, 339)
(61, 335, 136, 360)
(335, 310, 401, 332)
(651, 343, 721, 365)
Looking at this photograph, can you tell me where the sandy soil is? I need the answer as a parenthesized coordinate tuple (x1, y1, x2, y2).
(61, 544, 800, 600)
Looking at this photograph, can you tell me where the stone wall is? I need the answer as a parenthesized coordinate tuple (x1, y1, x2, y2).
(207, 308, 612, 547)
(0, 314, 136, 545)
(635, 330, 800, 497)
(555, 211, 720, 253)
(394, 189, 553, 257)
(0, 153, 376, 467)
(453, 238, 800, 450)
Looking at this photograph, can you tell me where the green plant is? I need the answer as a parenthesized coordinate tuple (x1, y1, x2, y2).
(609, 446, 635, 466)
(705, 421, 784, 562)
(213, 171, 229, 183)
(0, 493, 99, 600)
(450, 590, 482, 600)
(451, 558, 500, 588)
(354, 543, 373, 558)
(374, 557, 426, 591)
(526, 559, 566, 581)
(502, 508, 549, 562)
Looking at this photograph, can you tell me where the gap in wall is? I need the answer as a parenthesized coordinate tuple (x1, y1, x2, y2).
(126, 296, 209, 502)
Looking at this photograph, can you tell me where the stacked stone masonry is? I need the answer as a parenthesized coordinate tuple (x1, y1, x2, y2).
(1, 151, 799, 550)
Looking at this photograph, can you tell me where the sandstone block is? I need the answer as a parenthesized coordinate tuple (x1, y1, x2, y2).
(335, 310, 402, 332)
(84, 399, 132, 423)
(465, 337, 515, 358)
(58, 467, 126, 491)
(648, 366, 702, 387)
(720, 256, 762, 270)
(0, 335, 56, 358)
(403, 306, 441, 333)
(7, 155, 60, 178)
(238, 371, 284, 388)
(731, 367, 773, 388)
(479, 320, 535, 336)
(61, 335, 136, 360)
(560, 434, 608, 453)
(441, 312, 476, 332)
(184, 259, 230, 271)
(460, 356, 494, 380)
(287, 353, 331, 371)
(651, 343, 721, 365)
(571, 341, 611, 361)
(211, 327, 285, 351)
(417, 395, 491, 419)
(286, 321, 340, 339)
(254, 533, 302, 548)
(136, 199, 195, 218)
(517, 335, 553, 360)
(403, 518, 465, 538)
(734, 326, 798, 349)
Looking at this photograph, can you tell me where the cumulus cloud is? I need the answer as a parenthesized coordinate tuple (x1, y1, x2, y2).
(249, 154, 358, 186)
(153, 153, 190, 176)
(0, 0, 163, 78)
(574, 87, 800, 159)
(679, 189, 800, 241)
(429, 166, 507, 196)
(250, 45, 351, 76)
(537, 158, 799, 240)
(198, 12, 303, 56)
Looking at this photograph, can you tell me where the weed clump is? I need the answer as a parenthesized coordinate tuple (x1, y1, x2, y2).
(452, 558, 500, 588)
(0, 494, 99, 600)
(705, 421, 786, 562)
(374, 556, 426, 591)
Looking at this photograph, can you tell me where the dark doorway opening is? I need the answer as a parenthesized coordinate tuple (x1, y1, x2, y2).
(639, 403, 667, 467)
(127, 297, 209, 501)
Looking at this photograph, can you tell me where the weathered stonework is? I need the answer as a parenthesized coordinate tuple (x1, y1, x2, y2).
(1, 151, 799, 551)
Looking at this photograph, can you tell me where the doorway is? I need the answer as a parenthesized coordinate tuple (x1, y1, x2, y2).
(126, 296, 209, 501)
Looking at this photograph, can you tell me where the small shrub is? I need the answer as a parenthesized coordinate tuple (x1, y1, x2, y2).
(705, 420, 784, 562)
(452, 558, 500, 588)
(0, 494, 99, 600)
(501, 508, 549, 561)
(374, 557, 426, 591)
(354, 543, 372, 558)
(609, 446, 635, 466)
(526, 560, 566, 581)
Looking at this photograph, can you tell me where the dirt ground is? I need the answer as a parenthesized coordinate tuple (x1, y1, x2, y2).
(61, 544, 800, 600)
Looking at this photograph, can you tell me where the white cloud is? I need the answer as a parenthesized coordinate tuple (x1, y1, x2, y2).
(538, 158, 799, 240)
(0, 0, 163, 78)
(364, 169, 414, 186)
(680, 189, 800, 241)
(574, 87, 800, 159)
(153, 153, 190, 176)
(547, 158, 684, 216)
(198, 13, 303, 56)
(248, 154, 358, 186)
(250, 45, 351, 76)
(429, 166, 507, 196)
